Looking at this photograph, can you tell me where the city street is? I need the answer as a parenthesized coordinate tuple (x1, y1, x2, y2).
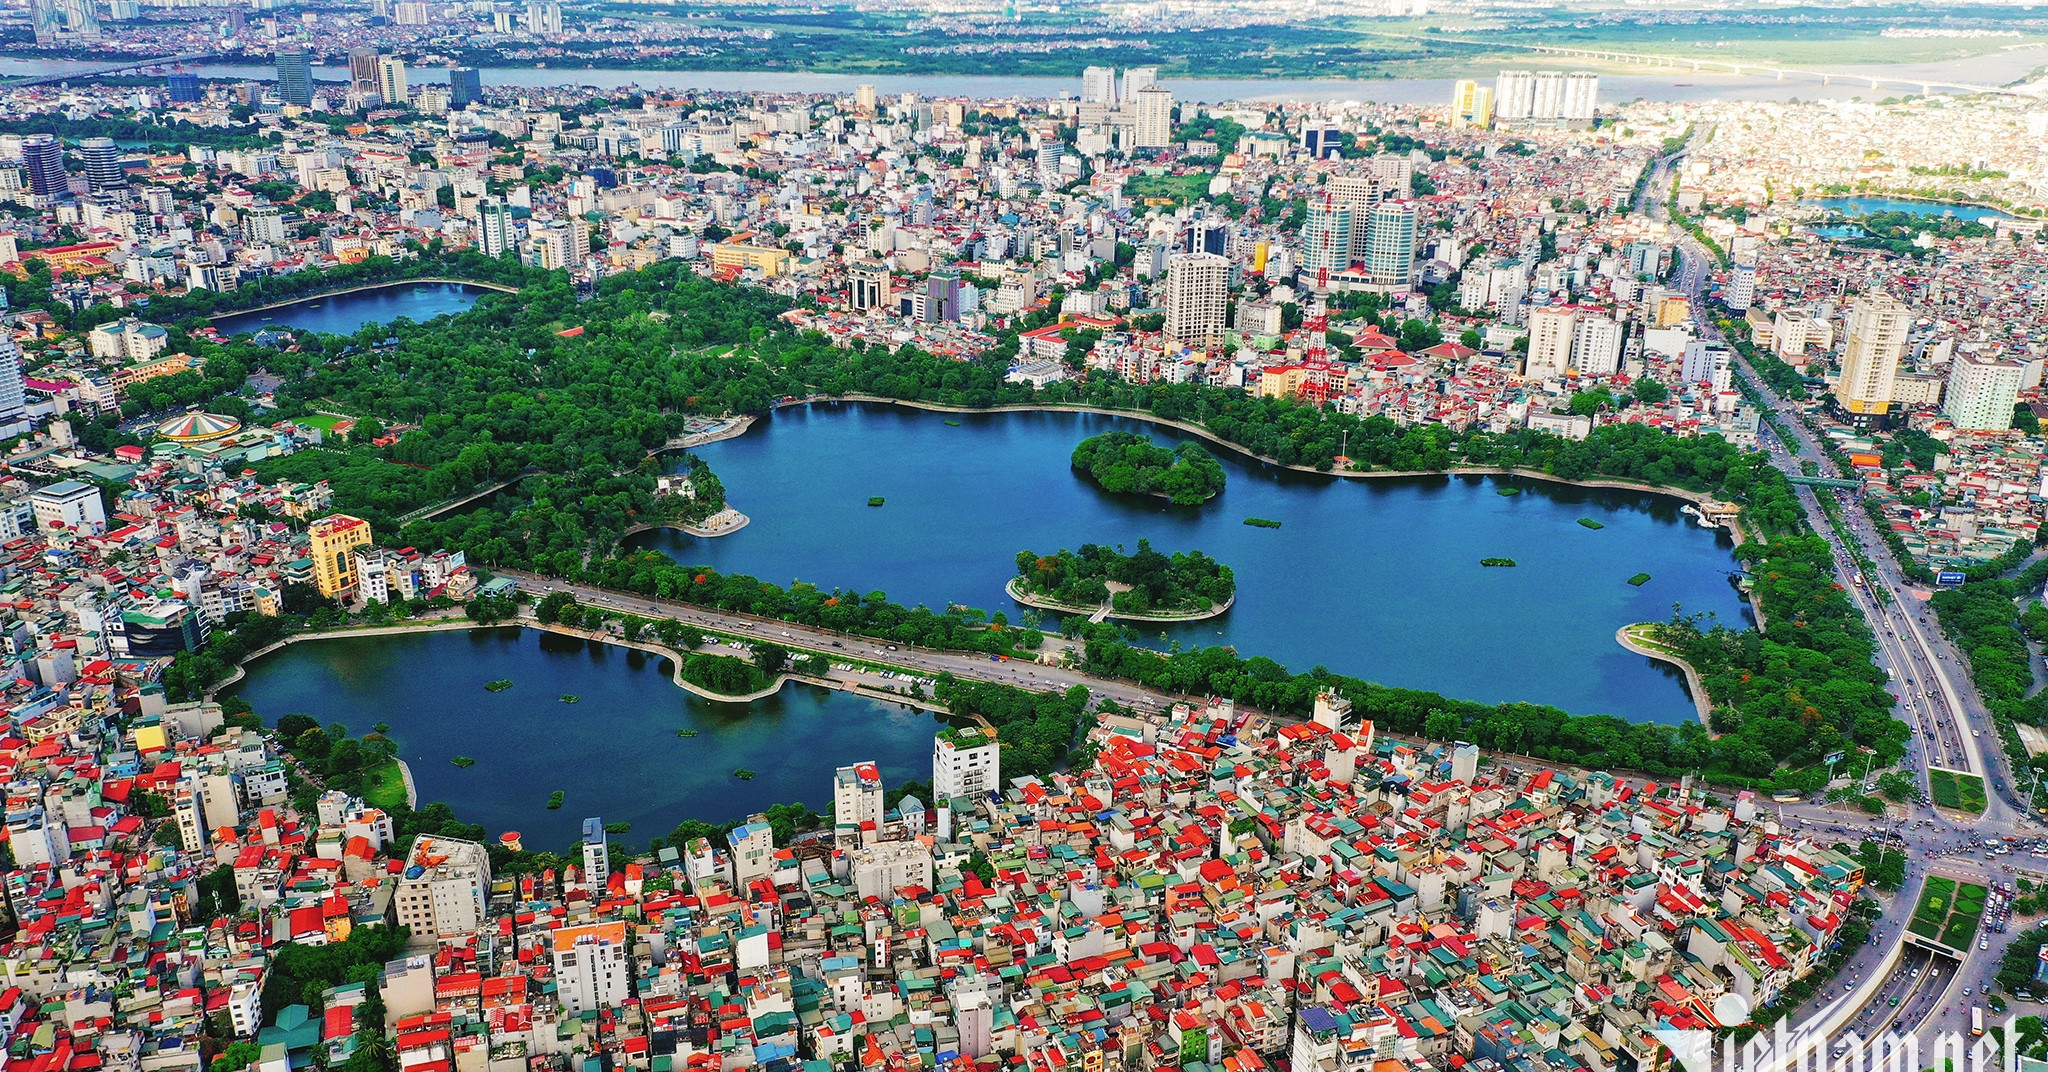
(1659, 221, 2040, 1044)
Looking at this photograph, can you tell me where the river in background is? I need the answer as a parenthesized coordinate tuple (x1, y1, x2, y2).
(628, 403, 1752, 725)
(228, 626, 942, 849)
(211, 281, 486, 337)
(1, 49, 2040, 103)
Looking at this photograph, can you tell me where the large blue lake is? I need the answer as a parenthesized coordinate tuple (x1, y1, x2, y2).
(229, 627, 941, 851)
(629, 403, 1752, 724)
(212, 282, 486, 337)
(1810, 197, 2010, 223)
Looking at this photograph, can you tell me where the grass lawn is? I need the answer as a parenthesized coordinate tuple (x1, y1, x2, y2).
(1908, 876, 1986, 950)
(299, 414, 346, 432)
(1127, 172, 1214, 208)
(361, 758, 409, 812)
(1942, 884, 1989, 948)
(1929, 768, 1988, 813)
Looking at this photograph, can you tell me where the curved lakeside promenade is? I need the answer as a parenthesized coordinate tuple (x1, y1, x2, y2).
(229, 571, 1760, 796)
(209, 611, 962, 712)
(792, 394, 1750, 544)
(624, 507, 751, 540)
(1003, 577, 1236, 623)
(205, 278, 521, 322)
(1615, 623, 1715, 734)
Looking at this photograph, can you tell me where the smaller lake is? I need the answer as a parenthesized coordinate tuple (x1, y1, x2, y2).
(1809, 197, 2010, 223)
(228, 627, 944, 852)
(212, 282, 487, 337)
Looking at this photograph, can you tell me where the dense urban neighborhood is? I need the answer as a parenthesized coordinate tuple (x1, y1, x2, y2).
(0, 22, 2036, 1072)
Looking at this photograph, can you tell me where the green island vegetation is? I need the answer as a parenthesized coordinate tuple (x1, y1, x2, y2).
(678, 728, 699, 737)
(1927, 768, 1989, 813)
(484, 679, 513, 692)
(1577, 518, 1605, 530)
(559, 694, 579, 703)
(1481, 558, 1516, 567)
(1244, 517, 1282, 528)
(1069, 431, 1227, 506)
(451, 756, 475, 768)
(123, 253, 1894, 793)
(944, 419, 962, 426)
(603, 822, 630, 835)
(681, 652, 771, 696)
(734, 769, 757, 780)
(1628, 573, 1652, 587)
(1497, 488, 1520, 496)
(545, 790, 565, 810)
(1013, 540, 1235, 615)
(868, 496, 885, 507)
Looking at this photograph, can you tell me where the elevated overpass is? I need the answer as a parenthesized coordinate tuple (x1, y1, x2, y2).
(1518, 42, 2040, 98)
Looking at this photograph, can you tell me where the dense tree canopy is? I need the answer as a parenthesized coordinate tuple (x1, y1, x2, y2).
(1069, 431, 1228, 505)
(1014, 540, 1234, 614)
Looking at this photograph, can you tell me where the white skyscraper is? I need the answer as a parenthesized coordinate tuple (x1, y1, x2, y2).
(1561, 72, 1599, 122)
(1165, 252, 1230, 350)
(1122, 66, 1157, 100)
(376, 56, 408, 108)
(478, 196, 514, 258)
(1134, 85, 1174, 150)
(1571, 315, 1623, 376)
(1682, 341, 1733, 394)
(1301, 200, 1353, 274)
(0, 337, 29, 435)
(1944, 350, 2026, 431)
(1524, 307, 1576, 380)
(1838, 293, 1911, 421)
(1082, 65, 1117, 106)
(1363, 200, 1417, 287)
(1493, 70, 1536, 120)
(1531, 72, 1565, 121)
(1726, 259, 1757, 312)
(524, 0, 562, 33)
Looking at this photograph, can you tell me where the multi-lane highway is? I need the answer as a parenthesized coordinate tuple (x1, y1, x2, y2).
(1658, 219, 2040, 1045)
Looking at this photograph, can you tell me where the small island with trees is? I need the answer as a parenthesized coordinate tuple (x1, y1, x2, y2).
(1008, 539, 1235, 620)
(1070, 431, 1227, 506)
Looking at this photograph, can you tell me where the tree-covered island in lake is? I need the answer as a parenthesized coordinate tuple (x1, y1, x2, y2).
(1014, 540, 1235, 616)
(1070, 431, 1227, 506)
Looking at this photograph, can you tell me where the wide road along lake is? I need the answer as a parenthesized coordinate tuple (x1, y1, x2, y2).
(629, 403, 1753, 724)
(212, 281, 487, 337)
(229, 627, 941, 850)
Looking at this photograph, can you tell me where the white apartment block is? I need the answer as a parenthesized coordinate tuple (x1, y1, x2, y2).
(392, 835, 490, 940)
(933, 726, 1001, 803)
(834, 761, 885, 844)
(1944, 350, 2026, 431)
(1523, 308, 1575, 381)
(551, 920, 631, 1014)
(1165, 253, 1229, 350)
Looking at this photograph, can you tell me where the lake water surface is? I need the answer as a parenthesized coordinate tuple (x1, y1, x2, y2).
(229, 627, 942, 851)
(630, 403, 1752, 725)
(212, 282, 486, 337)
